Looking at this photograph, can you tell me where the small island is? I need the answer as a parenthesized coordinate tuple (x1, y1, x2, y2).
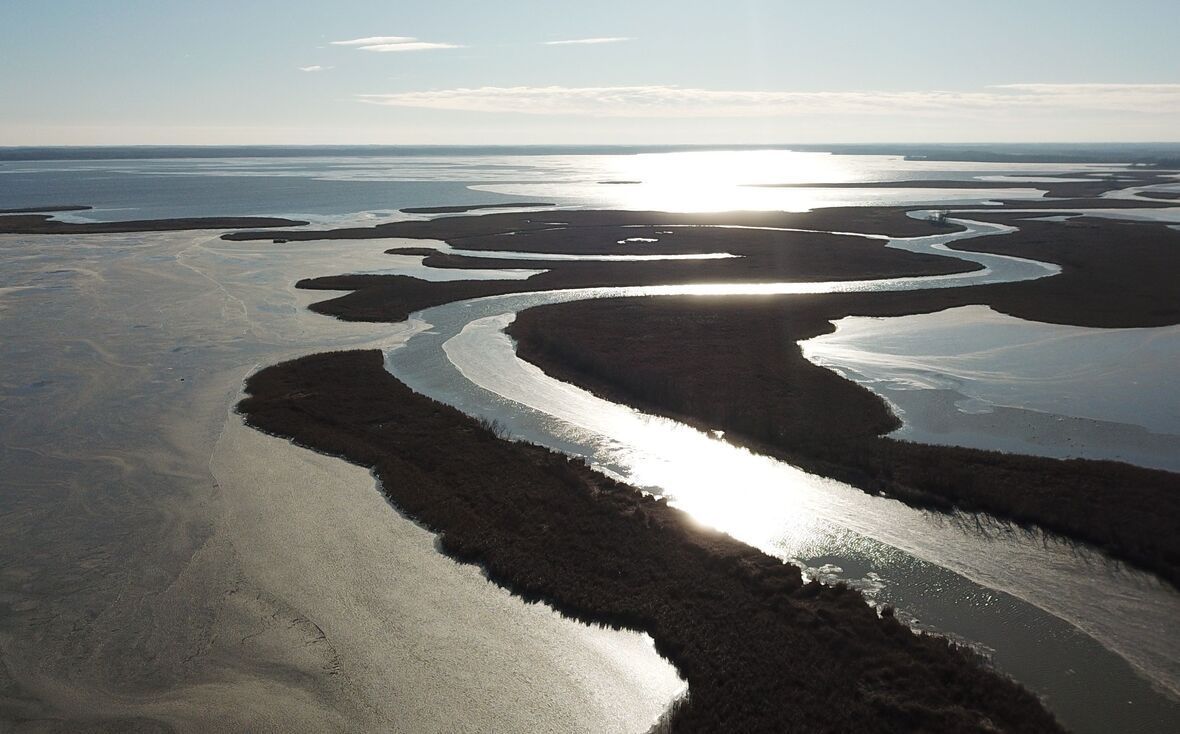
(0, 210, 309, 235)
(239, 348, 1064, 733)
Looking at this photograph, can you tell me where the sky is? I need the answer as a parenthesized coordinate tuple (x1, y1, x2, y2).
(2, 0, 1178, 145)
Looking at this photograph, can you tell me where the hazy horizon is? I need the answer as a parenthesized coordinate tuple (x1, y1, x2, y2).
(4, 4, 1180, 732)
(3, 1, 1178, 146)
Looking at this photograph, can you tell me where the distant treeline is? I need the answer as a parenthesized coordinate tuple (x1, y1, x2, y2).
(5, 142, 1179, 166)
(815, 142, 1180, 167)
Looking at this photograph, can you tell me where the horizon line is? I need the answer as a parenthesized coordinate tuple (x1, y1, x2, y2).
(4, 141, 1180, 149)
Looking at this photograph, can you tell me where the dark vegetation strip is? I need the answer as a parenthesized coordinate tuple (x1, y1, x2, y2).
(0, 204, 92, 214)
(228, 208, 984, 324)
(291, 213, 1180, 331)
(263, 209, 1180, 583)
(982, 197, 1177, 209)
(753, 171, 1179, 199)
(400, 202, 555, 214)
(809, 144, 1180, 167)
(507, 235, 1180, 588)
(238, 349, 1063, 734)
(933, 215, 1180, 328)
(221, 206, 965, 243)
(4, 143, 1177, 165)
(0, 214, 308, 235)
(293, 223, 984, 323)
(292, 232, 980, 323)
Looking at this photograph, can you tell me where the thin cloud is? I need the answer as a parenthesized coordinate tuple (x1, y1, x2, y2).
(358, 41, 463, 52)
(331, 36, 417, 46)
(298, 65, 330, 72)
(543, 37, 633, 46)
(989, 83, 1180, 107)
(358, 84, 1180, 117)
(994, 83, 1180, 92)
(331, 35, 463, 52)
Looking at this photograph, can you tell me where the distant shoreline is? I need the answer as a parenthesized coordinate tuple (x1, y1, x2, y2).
(224, 207, 974, 324)
(3, 142, 1179, 166)
(752, 169, 1177, 201)
(399, 202, 555, 214)
(0, 212, 308, 235)
(0, 204, 92, 215)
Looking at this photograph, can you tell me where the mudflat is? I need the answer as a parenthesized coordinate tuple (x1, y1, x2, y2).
(239, 349, 1064, 733)
(247, 204, 1180, 587)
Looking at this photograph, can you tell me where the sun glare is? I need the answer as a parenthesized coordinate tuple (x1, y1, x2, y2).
(599, 150, 850, 211)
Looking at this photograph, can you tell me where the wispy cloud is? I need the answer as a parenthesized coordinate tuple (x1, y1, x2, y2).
(358, 84, 1180, 117)
(331, 35, 462, 52)
(994, 83, 1180, 92)
(543, 37, 633, 46)
(331, 36, 417, 46)
(356, 41, 463, 52)
(298, 65, 330, 72)
(988, 83, 1180, 108)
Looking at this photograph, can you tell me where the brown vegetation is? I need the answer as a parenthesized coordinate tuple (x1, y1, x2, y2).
(222, 206, 964, 244)
(274, 208, 1180, 586)
(943, 215, 1180, 327)
(0, 213, 308, 235)
(233, 204, 1179, 728)
(754, 169, 1179, 200)
(509, 290, 1180, 588)
(239, 349, 1063, 733)
(262, 208, 979, 323)
(0, 204, 92, 214)
(400, 202, 555, 214)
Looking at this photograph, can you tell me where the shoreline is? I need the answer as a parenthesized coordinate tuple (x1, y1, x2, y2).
(238, 349, 1063, 733)
(212, 404, 684, 733)
(6, 199, 1170, 731)
(227, 208, 982, 324)
(399, 201, 556, 214)
(0, 212, 308, 235)
(0, 204, 93, 214)
(751, 169, 1178, 200)
(242, 206, 1180, 586)
(508, 290, 1180, 589)
(222, 205, 968, 243)
(0, 227, 690, 732)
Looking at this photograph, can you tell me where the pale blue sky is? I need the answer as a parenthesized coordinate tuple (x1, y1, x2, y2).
(2, 0, 1177, 144)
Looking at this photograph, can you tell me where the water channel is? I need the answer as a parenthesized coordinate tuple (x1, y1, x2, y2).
(386, 217, 1180, 733)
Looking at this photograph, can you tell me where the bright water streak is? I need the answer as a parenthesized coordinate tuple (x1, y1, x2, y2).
(388, 219, 1180, 734)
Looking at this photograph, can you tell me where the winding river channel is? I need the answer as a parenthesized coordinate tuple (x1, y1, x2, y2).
(385, 216, 1180, 734)
(3, 150, 1178, 732)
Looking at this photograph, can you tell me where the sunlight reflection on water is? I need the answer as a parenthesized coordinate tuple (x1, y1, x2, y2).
(387, 215, 1180, 732)
(469, 149, 1092, 212)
